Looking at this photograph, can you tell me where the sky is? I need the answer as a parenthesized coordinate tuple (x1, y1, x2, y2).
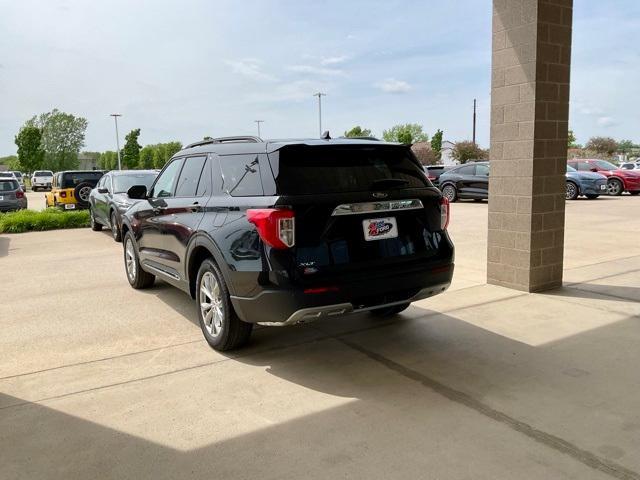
(0, 0, 639, 156)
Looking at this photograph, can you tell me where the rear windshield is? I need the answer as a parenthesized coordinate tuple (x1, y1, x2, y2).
(61, 172, 104, 188)
(0, 180, 18, 191)
(113, 173, 156, 193)
(272, 145, 429, 195)
(34, 171, 53, 177)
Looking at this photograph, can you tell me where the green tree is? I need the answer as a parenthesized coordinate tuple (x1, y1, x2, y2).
(98, 151, 119, 170)
(452, 140, 489, 163)
(344, 126, 372, 138)
(0, 155, 20, 170)
(14, 126, 45, 172)
(430, 129, 443, 157)
(25, 109, 88, 171)
(122, 128, 142, 169)
(150, 141, 183, 169)
(585, 136, 617, 156)
(567, 129, 578, 148)
(138, 145, 155, 169)
(617, 139, 635, 155)
(382, 123, 428, 145)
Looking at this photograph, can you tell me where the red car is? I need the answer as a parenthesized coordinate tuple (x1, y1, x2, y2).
(567, 159, 640, 196)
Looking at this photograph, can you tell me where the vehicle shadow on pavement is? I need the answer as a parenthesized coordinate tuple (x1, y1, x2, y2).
(550, 284, 640, 303)
(0, 236, 9, 257)
(136, 279, 201, 327)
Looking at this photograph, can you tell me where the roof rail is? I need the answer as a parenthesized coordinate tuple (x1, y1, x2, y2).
(185, 136, 262, 149)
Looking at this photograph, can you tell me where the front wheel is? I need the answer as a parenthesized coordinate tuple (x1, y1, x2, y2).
(370, 303, 411, 318)
(123, 232, 155, 289)
(442, 185, 457, 202)
(607, 179, 623, 196)
(110, 211, 122, 242)
(196, 259, 253, 351)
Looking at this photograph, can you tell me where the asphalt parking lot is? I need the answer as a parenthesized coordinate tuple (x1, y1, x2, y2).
(1, 197, 639, 479)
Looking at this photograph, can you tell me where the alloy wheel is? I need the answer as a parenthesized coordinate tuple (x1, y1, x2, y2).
(607, 180, 622, 196)
(442, 185, 456, 202)
(125, 239, 136, 282)
(78, 186, 92, 202)
(111, 213, 119, 240)
(200, 271, 224, 338)
(565, 182, 577, 200)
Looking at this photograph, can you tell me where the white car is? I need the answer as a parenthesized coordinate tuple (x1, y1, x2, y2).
(619, 162, 640, 170)
(0, 171, 17, 180)
(31, 170, 54, 191)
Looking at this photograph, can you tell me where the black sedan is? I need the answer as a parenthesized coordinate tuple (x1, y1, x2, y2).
(89, 170, 158, 241)
(438, 161, 489, 202)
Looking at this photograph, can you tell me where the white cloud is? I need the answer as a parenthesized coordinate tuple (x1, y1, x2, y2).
(596, 116, 616, 127)
(224, 59, 277, 82)
(321, 55, 348, 65)
(375, 78, 412, 94)
(287, 65, 345, 76)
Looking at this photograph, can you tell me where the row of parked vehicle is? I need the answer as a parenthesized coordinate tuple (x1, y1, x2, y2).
(425, 158, 640, 201)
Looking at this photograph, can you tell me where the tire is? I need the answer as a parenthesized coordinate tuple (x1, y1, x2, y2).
(630, 191, 640, 196)
(370, 303, 411, 318)
(90, 207, 102, 231)
(110, 211, 122, 242)
(442, 184, 457, 202)
(585, 194, 599, 200)
(74, 182, 93, 207)
(565, 181, 579, 200)
(123, 232, 155, 289)
(607, 178, 623, 196)
(196, 258, 253, 351)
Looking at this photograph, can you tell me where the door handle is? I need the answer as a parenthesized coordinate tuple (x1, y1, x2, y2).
(189, 202, 201, 213)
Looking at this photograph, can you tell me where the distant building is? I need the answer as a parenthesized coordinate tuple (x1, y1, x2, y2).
(440, 140, 458, 166)
(78, 152, 100, 170)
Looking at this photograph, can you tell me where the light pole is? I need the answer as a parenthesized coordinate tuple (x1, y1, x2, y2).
(313, 92, 326, 137)
(254, 120, 264, 138)
(110, 114, 122, 170)
(472, 99, 477, 146)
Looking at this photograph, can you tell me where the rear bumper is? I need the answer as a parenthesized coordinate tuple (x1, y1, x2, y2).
(230, 263, 454, 325)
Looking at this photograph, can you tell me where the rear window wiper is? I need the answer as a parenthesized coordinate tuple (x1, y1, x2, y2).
(370, 178, 409, 189)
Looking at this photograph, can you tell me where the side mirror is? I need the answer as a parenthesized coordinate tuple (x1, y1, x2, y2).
(97, 187, 109, 194)
(127, 185, 148, 200)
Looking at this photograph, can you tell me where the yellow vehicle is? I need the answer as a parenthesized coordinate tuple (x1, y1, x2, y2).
(45, 170, 105, 210)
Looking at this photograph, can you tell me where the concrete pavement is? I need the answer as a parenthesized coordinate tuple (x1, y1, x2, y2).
(1, 196, 639, 479)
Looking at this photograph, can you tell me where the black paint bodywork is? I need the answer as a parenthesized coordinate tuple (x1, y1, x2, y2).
(438, 161, 490, 200)
(121, 139, 455, 324)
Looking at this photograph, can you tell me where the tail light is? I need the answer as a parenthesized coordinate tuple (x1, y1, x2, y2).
(428, 175, 436, 181)
(60, 191, 67, 198)
(247, 208, 295, 249)
(440, 197, 450, 230)
(15, 190, 24, 199)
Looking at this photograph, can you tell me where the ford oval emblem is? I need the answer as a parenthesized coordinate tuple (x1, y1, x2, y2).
(372, 192, 388, 199)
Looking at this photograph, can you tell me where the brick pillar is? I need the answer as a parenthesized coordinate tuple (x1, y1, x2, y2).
(487, 0, 573, 292)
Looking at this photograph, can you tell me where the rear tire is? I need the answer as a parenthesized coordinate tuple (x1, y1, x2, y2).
(370, 303, 411, 318)
(74, 182, 93, 207)
(123, 232, 155, 289)
(196, 259, 253, 351)
(442, 184, 457, 202)
(90, 208, 102, 231)
(565, 181, 579, 200)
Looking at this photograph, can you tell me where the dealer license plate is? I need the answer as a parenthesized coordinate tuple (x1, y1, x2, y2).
(64, 204, 76, 210)
(363, 217, 398, 241)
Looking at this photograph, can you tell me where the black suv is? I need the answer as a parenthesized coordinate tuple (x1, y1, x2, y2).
(122, 136, 455, 351)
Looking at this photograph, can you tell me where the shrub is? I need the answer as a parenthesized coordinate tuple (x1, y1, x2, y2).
(0, 208, 90, 233)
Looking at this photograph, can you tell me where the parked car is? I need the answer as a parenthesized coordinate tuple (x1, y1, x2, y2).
(0, 178, 28, 212)
(0, 172, 17, 180)
(121, 136, 454, 351)
(45, 170, 105, 210)
(565, 165, 607, 200)
(31, 170, 54, 191)
(10, 171, 25, 190)
(89, 170, 158, 242)
(567, 159, 640, 196)
(423, 165, 454, 187)
(619, 162, 640, 170)
(438, 161, 490, 202)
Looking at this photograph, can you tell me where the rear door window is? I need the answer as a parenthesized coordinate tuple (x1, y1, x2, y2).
(271, 145, 428, 195)
(475, 164, 490, 176)
(175, 156, 207, 197)
(456, 165, 476, 175)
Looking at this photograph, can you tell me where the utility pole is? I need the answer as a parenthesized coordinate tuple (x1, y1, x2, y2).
(254, 120, 264, 138)
(313, 92, 326, 137)
(472, 99, 477, 146)
(110, 114, 122, 170)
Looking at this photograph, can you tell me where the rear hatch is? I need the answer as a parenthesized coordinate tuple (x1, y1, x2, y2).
(0, 181, 19, 203)
(267, 144, 450, 288)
